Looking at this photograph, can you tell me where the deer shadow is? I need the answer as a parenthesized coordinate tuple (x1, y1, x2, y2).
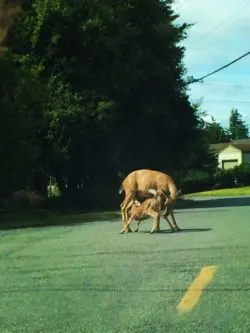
(138, 227, 212, 234)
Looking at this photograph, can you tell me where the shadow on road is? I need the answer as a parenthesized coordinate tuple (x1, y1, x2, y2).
(176, 209, 228, 214)
(140, 227, 212, 234)
(1, 196, 249, 231)
(0, 211, 121, 231)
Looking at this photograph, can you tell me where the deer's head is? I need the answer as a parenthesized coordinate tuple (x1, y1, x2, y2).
(147, 188, 182, 205)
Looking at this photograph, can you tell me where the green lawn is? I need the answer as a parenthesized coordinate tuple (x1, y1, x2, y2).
(185, 186, 250, 197)
(1, 205, 250, 333)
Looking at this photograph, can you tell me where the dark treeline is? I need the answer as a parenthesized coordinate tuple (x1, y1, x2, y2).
(0, 0, 216, 209)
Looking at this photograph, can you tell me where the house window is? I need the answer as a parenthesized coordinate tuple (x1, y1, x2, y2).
(222, 159, 238, 170)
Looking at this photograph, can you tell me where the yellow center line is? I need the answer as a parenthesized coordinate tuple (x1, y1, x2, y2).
(177, 265, 217, 314)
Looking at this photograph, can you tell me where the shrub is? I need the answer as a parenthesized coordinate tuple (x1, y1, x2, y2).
(214, 163, 250, 188)
(234, 162, 250, 186)
(2, 189, 44, 210)
(180, 170, 215, 194)
(214, 169, 236, 189)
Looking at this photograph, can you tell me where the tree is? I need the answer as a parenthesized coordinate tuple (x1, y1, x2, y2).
(0, 55, 49, 201)
(192, 100, 230, 144)
(1, 0, 212, 208)
(229, 108, 249, 140)
(203, 123, 230, 144)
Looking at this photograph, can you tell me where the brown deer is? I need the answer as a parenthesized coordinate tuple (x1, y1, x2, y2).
(119, 169, 179, 231)
(120, 188, 181, 234)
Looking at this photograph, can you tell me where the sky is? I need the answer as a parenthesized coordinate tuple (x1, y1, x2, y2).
(172, 0, 250, 130)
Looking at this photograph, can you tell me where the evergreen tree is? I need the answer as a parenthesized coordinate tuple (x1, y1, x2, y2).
(229, 108, 249, 140)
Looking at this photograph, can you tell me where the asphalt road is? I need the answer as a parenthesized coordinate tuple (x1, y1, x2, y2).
(1, 203, 250, 333)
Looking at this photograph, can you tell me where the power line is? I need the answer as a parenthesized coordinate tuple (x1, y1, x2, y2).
(192, 0, 250, 44)
(188, 51, 250, 84)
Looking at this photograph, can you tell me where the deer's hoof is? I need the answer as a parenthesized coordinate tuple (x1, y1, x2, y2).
(120, 229, 125, 234)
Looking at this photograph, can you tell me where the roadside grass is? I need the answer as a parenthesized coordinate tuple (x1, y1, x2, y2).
(184, 186, 250, 198)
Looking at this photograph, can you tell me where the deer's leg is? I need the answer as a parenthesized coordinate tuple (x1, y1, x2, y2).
(120, 193, 134, 232)
(164, 215, 175, 232)
(124, 199, 134, 232)
(169, 211, 181, 232)
(155, 216, 161, 232)
(120, 214, 134, 234)
(120, 192, 134, 222)
(120, 199, 125, 222)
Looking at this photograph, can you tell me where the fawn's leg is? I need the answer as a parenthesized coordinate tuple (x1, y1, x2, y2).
(146, 210, 160, 234)
(135, 220, 141, 232)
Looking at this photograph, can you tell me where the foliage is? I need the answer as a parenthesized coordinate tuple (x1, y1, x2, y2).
(214, 168, 236, 189)
(203, 122, 230, 144)
(3, 189, 44, 210)
(0, 0, 215, 209)
(228, 108, 249, 140)
(0, 54, 48, 201)
(180, 170, 215, 194)
(181, 163, 250, 194)
(193, 101, 250, 144)
(233, 162, 250, 185)
(193, 99, 230, 144)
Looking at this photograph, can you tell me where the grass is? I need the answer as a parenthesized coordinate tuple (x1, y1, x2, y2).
(1, 205, 250, 332)
(185, 186, 250, 197)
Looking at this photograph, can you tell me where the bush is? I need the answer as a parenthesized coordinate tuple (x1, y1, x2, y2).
(2, 189, 45, 210)
(214, 169, 236, 189)
(234, 162, 250, 185)
(47, 184, 61, 197)
(214, 163, 250, 189)
(180, 170, 215, 194)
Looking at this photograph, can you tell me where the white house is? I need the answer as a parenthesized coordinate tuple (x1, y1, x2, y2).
(210, 139, 250, 170)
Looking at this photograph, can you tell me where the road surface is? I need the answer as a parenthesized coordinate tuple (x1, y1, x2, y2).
(1, 202, 250, 332)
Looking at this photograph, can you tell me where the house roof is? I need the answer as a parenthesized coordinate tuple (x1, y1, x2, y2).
(232, 142, 250, 152)
(210, 143, 227, 153)
(210, 139, 250, 154)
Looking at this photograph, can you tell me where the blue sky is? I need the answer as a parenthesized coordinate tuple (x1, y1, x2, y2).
(173, 0, 250, 130)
